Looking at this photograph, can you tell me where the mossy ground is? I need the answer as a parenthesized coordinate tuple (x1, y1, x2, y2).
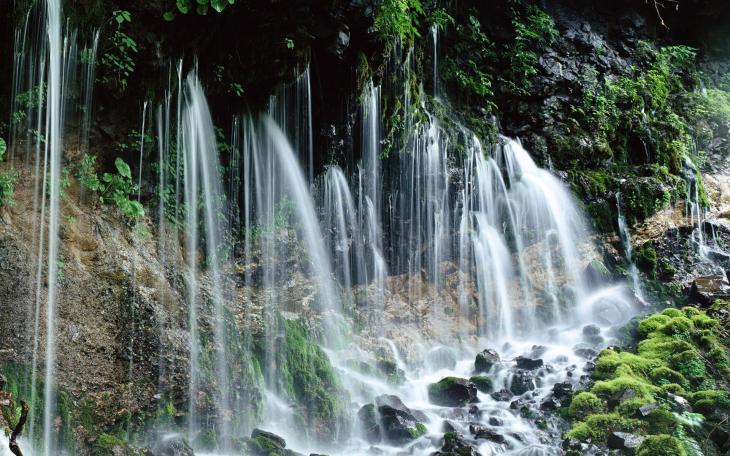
(564, 305, 730, 454)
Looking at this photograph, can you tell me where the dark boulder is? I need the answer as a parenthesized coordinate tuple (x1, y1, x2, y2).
(474, 349, 500, 373)
(428, 377, 479, 407)
(509, 371, 535, 395)
(375, 395, 427, 444)
(469, 375, 493, 393)
(552, 381, 573, 400)
(469, 424, 506, 444)
(490, 389, 513, 402)
(434, 432, 481, 456)
(514, 356, 543, 370)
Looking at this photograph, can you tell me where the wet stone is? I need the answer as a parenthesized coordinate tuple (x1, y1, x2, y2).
(574, 347, 598, 359)
(488, 416, 503, 426)
(552, 381, 573, 399)
(582, 324, 601, 336)
(514, 356, 544, 370)
(470, 424, 506, 444)
(490, 389, 514, 402)
(428, 377, 479, 407)
(510, 371, 535, 395)
(435, 432, 481, 456)
(475, 348, 500, 373)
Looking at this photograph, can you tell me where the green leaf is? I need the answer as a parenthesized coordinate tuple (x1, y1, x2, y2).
(0, 138, 6, 160)
(176, 0, 191, 14)
(211, 0, 227, 12)
(114, 157, 132, 179)
(163, 11, 177, 21)
(196, 3, 209, 14)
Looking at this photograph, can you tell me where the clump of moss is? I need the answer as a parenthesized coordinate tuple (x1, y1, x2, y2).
(567, 392, 604, 420)
(637, 434, 687, 456)
(565, 413, 643, 442)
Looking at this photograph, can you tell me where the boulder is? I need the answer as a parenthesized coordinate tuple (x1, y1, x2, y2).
(540, 395, 561, 411)
(428, 377, 479, 407)
(490, 389, 513, 402)
(582, 324, 601, 336)
(469, 375, 493, 393)
(607, 432, 646, 455)
(514, 356, 543, 370)
(552, 382, 573, 400)
(434, 432, 481, 456)
(469, 424, 506, 444)
(509, 371, 535, 395)
(375, 395, 427, 444)
(152, 435, 194, 456)
(689, 275, 730, 306)
(357, 404, 381, 443)
(488, 416, 503, 426)
(474, 349, 500, 373)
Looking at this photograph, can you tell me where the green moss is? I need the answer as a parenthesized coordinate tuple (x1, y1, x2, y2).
(645, 408, 679, 435)
(633, 242, 658, 275)
(94, 433, 139, 456)
(247, 434, 285, 456)
(567, 392, 604, 420)
(275, 317, 349, 443)
(469, 375, 493, 393)
(637, 434, 687, 456)
(649, 367, 688, 388)
(565, 413, 643, 443)
(408, 422, 427, 439)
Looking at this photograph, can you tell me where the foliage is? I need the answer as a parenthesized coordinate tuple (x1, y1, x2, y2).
(373, 0, 424, 45)
(100, 11, 137, 93)
(11, 84, 46, 126)
(501, 4, 559, 96)
(0, 138, 16, 208)
(165, 0, 236, 20)
(77, 155, 144, 222)
(442, 14, 496, 110)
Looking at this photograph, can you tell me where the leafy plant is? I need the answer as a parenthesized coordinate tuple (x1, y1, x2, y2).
(100, 11, 137, 92)
(77, 154, 144, 222)
(501, 4, 558, 96)
(165, 0, 236, 19)
(373, 0, 424, 45)
(100, 158, 145, 220)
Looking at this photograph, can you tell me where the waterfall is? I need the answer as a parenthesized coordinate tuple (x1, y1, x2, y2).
(617, 193, 644, 300)
(43, 0, 64, 453)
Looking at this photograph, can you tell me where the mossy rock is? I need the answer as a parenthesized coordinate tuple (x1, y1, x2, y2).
(567, 392, 605, 420)
(274, 318, 350, 443)
(469, 375, 493, 393)
(636, 434, 687, 456)
(427, 377, 478, 407)
(565, 413, 643, 443)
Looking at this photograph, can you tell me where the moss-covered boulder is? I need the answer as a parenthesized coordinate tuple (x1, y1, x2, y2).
(636, 434, 686, 456)
(246, 429, 287, 456)
(428, 377, 478, 407)
(274, 318, 350, 443)
(469, 375, 493, 393)
(93, 434, 140, 456)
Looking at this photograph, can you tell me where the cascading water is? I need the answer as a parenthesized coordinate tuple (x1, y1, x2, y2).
(617, 193, 644, 301)
(5, 4, 649, 454)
